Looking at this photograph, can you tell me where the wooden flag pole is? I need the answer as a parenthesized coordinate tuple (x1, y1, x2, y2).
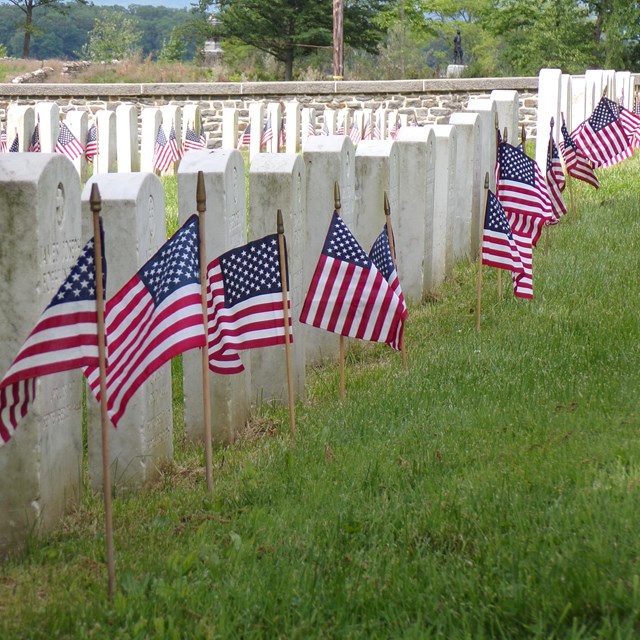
(494, 114, 503, 301)
(196, 171, 214, 494)
(476, 173, 489, 332)
(383, 192, 408, 372)
(90, 184, 115, 600)
(521, 124, 527, 152)
(560, 112, 577, 224)
(335, 181, 346, 403)
(277, 209, 296, 438)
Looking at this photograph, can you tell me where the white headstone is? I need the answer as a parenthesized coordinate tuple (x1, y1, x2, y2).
(116, 104, 139, 173)
(248, 153, 306, 402)
(301, 107, 316, 148)
(376, 108, 388, 140)
(249, 103, 264, 161)
(354, 140, 398, 252)
(449, 113, 482, 259)
(35, 102, 59, 152)
(602, 69, 616, 99)
(560, 74, 572, 134)
(160, 106, 182, 175)
(432, 125, 458, 278)
(535, 68, 562, 170)
(265, 103, 281, 153)
(615, 71, 632, 108)
(302, 136, 355, 363)
(490, 89, 519, 145)
(395, 126, 436, 300)
(0, 154, 83, 556)
(177, 149, 252, 443)
(323, 109, 336, 135)
(585, 69, 604, 117)
(65, 110, 88, 181)
(465, 98, 497, 192)
(81, 172, 172, 490)
(141, 108, 162, 173)
(362, 108, 373, 140)
(570, 76, 586, 132)
(6, 105, 35, 152)
(222, 107, 239, 150)
(95, 110, 116, 175)
(285, 101, 301, 153)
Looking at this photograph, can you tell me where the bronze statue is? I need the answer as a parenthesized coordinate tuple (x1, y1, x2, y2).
(453, 30, 463, 65)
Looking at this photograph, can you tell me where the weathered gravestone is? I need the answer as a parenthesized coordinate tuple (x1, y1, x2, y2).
(301, 135, 355, 364)
(354, 140, 398, 254)
(570, 76, 586, 132)
(140, 108, 162, 173)
(395, 126, 436, 300)
(81, 172, 173, 491)
(6, 105, 35, 152)
(465, 98, 497, 193)
(95, 110, 116, 175)
(248, 153, 306, 403)
(116, 104, 140, 173)
(490, 90, 519, 147)
(449, 112, 482, 260)
(536, 68, 562, 171)
(177, 149, 251, 443)
(0, 154, 83, 556)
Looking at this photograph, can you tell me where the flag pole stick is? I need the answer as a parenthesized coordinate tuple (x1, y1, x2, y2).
(383, 192, 408, 372)
(196, 171, 214, 494)
(476, 173, 489, 332)
(494, 113, 502, 301)
(544, 117, 554, 256)
(90, 184, 115, 600)
(335, 181, 346, 403)
(277, 209, 296, 439)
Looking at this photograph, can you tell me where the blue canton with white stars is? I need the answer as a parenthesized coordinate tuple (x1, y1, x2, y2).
(588, 98, 618, 132)
(219, 234, 284, 307)
(484, 192, 514, 237)
(498, 142, 534, 185)
(322, 212, 371, 267)
(138, 214, 200, 306)
(369, 228, 394, 280)
(49, 230, 105, 308)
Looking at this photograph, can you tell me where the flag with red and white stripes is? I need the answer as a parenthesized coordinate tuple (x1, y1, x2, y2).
(559, 120, 599, 189)
(482, 190, 525, 277)
(0, 227, 104, 447)
(300, 212, 406, 351)
(84, 215, 205, 427)
(206, 234, 292, 374)
(55, 123, 84, 161)
(546, 136, 566, 219)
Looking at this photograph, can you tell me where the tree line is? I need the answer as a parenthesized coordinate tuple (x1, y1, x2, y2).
(1, 0, 639, 80)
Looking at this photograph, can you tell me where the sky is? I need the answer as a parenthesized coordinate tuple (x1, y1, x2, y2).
(90, 0, 195, 8)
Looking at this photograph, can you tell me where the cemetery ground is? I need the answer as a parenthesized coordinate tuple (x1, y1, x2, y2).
(2, 157, 640, 639)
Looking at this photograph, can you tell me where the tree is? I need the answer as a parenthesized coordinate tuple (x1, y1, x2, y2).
(4, 0, 83, 58)
(209, 0, 390, 80)
(82, 10, 142, 62)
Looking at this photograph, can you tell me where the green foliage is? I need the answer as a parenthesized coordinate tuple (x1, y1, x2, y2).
(3, 157, 640, 638)
(0, 43, 7, 58)
(81, 10, 142, 62)
(157, 27, 187, 63)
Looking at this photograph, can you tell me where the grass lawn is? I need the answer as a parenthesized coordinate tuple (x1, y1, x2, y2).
(1, 155, 640, 639)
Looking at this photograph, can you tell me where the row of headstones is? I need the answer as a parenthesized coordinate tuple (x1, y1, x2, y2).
(0, 88, 521, 556)
(535, 68, 636, 172)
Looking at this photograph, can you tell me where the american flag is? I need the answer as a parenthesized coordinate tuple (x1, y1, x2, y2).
(618, 105, 640, 149)
(363, 117, 373, 141)
(321, 120, 329, 136)
(84, 215, 205, 428)
(348, 121, 361, 144)
(389, 118, 398, 140)
(546, 136, 566, 219)
(336, 116, 345, 136)
(85, 124, 97, 163)
(238, 123, 251, 147)
(482, 190, 525, 276)
(0, 228, 104, 447)
(168, 124, 182, 160)
(9, 132, 19, 153)
(373, 115, 382, 140)
(279, 118, 286, 148)
(183, 123, 206, 152)
(206, 234, 292, 374)
(199, 125, 207, 147)
(55, 122, 84, 161)
(153, 125, 178, 173)
(306, 119, 315, 138)
(0, 129, 6, 152)
(559, 120, 599, 189)
(300, 212, 406, 350)
(261, 117, 273, 147)
(28, 123, 41, 152)
(496, 141, 554, 246)
(369, 227, 406, 350)
(573, 97, 631, 168)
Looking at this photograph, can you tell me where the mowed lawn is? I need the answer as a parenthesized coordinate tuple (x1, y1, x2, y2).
(2, 156, 640, 639)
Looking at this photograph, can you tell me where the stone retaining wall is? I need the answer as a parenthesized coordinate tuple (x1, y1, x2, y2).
(0, 77, 539, 147)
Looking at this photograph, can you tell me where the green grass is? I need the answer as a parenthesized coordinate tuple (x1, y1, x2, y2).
(2, 157, 640, 639)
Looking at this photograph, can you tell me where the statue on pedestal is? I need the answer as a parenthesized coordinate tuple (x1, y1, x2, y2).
(453, 30, 463, 65)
